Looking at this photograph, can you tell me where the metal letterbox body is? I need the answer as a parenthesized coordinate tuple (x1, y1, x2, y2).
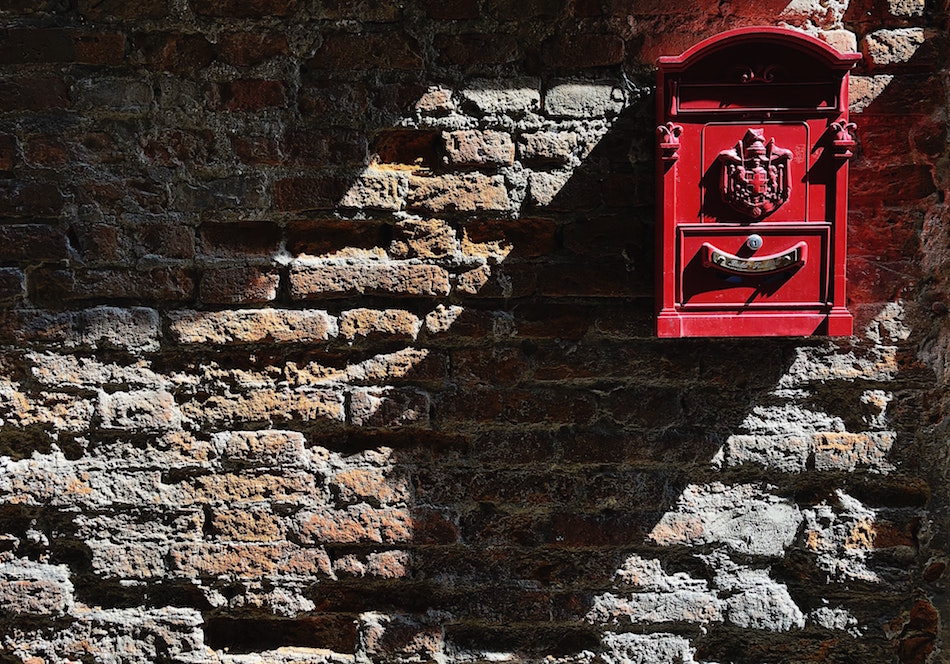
(656, 27, 860, 338)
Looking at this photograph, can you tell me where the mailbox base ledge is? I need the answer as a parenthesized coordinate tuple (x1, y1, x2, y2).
(657, 310, 853, 338)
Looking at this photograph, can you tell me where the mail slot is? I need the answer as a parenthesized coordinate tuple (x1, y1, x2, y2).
(655, 27, 860, 337)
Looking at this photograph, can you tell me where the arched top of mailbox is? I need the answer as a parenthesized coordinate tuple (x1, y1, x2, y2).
(657, 26, 861, 74)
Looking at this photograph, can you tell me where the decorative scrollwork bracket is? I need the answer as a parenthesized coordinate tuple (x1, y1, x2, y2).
(657, 122, 683, 162)
(829, 118, 857, 161)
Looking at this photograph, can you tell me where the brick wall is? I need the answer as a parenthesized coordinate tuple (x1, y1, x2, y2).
(0, 1, 947, 662)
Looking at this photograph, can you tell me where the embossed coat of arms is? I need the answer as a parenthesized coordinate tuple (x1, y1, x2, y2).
(717, 128, 793, 218)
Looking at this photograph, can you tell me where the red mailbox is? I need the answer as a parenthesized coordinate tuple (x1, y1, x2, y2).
(655, 27, 860, 337)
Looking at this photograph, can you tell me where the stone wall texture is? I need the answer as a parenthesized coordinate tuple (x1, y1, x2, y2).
(0, 1, 948, 663)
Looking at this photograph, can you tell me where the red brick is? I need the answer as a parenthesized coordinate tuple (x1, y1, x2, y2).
(847, 257, 919, 305)
(216, 32, 289, 66)
(78, 0, 168, 19)
(31, 267, 195, 304)
(563, 215, 642, 258)
(69, 222, 126, 263)
(537, 262, 650, 298)
(231, 135, 282, 165)
(408, 173, 510, 213)
(0, 224, 69, 262)
(0, 78, 69, 111)
(22, 135, 69, 167)
(133, 223, 194, 259)
(207, 79, 287, 111)
(284, 129, 368, 167)
(309, 32, 423, 70)
(199, 221, 282, 257)
(285, 219, 387, 256)
(0, 134, 17, 172)
(0, 29, 125, 66)
(455, 263, 537, 298)
(298, 81, 371, 121)
(443, 130, 515, 166)
(850, 164, 936, 204)
(130, 32, 215, 72)
(543, 34, 624, 67)
(373, 130, 443, 167)
(143, 129, 214, 167)
(848, 208, 919, 260)
(423, 0, 479, 18)
(191, 0, 297, 17)
(349, 387, 430, 427)
(289, 262, 450, 299)
(486, 0, 563, 19)
(550, 511, 652, 547)
(199, 266, 280, 305)
(273, 176, 350, 211)
(319, 0, 402, 20)
(460, 218, 557, 259)
(0, 181, 64, 217)
(0, 268, 24, 302)
(434, 33, 518, 65)
(76, 131, 124, 164)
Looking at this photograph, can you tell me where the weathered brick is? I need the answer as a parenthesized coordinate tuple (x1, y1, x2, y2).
(309, 32, 423, 70)
(286, 218, 388, 256)
(408, 173, 510, 213)
(213, 429, 307, 467)
(373, 129, 443, 167)
(216, 31, 289, 66)
(519, 131, 578, 164)
(543, 34, 624, 67)
(340, 308, 421, 341)
(130, 32, 215, 72)
(443, 130, 515, 166)
(296, 505, 413, 544)
(191, 0, 297, 17)
(340, 168, 408, 211)
(0, 268, 24, 302)
(284, 128, 368, 166)
(199, 221, 281, 257)
(31, 267, 195, 304)
(0, 224, 69, 262)
(0, 181, 64, 217)
(0, 77, 69, 111)
(273, 175, 350, 211)
(22, 134, 68, 166)
(198, 266, 280, 305)
(290, 262, 451, 299)
(180, 388, 345, 428)
(133, 222, 195, 259)
(175, 176, 267, 211)
(78, 0, 168, 19)
(0, 134, 16, 172)
(319, 0, 403, 21)
(390, 218, 456, 259)
(544, 81, 624, 117)
(142, 128, 214, 167)
(422, 0, 479, 18)
(98, 389, 181, 432)
(349, 387, 430, 427)
(360, 613, 444, 661)
(0, 29, 125, 65)
(0, 561, 73, 617)
(298, 80, 371, 120)
(461, 217, 556, 259)
(73, 77, 154, 113)
(461, 78, 541, 114)
(207, 79, 288, 111)
(863, 28, 927, 70)
(230, 134, 281, 165)
(210, 507, 285, 542)
(168, 309, 336, 344)
(170, 542, 331, 578)
(434, 32, 518, 65)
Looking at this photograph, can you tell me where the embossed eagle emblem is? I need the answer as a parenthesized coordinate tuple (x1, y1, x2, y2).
(717, 128, 793, 219)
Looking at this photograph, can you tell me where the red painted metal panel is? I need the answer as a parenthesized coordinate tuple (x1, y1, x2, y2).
(656, 27, 858, 338)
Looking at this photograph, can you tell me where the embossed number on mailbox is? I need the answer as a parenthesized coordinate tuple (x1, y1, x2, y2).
(655, 27, 860, 338)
